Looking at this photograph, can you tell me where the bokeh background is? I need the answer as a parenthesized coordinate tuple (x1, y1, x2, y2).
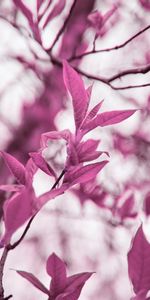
(0, 0, 150, 299)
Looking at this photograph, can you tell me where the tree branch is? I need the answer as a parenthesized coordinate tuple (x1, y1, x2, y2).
(69, 24, 150, 60)
(108, 64, 150, 82)
(47, 0, 77, 53)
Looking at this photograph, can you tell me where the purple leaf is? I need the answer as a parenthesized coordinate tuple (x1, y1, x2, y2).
(46, 253, 67, 295)
(66, 272, 93, 292)
(42, 0, 66, 29)
(56, 272, 94, 300)
(83, 109, 137, 132)
(37, 184, 68, 210)
(55, 286, 86, 300)
(41, 130, 71, 148)
(64, 161, 108, 185)
(117, 194, 137, 221)
(128, 225, 150, 295)
(29, 152, 56, 178)
(25, 158, 38, 187)
(82, 100, 104, 127)
(0, 188, 34, 246)
(16, 270, 50, 295)
(77, 139, 100, 157)
(79, 151, 104, 163)
(63, 61, 88, 130)
(0, 151, 26, 185)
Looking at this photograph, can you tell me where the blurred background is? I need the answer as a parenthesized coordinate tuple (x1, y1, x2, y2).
(0, 0, 150, 299)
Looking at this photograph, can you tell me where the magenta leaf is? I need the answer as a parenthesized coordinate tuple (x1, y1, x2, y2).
(77, 139, 99, 157)
(83, 109, 137, 132)
(56, 272, 94, 300)
(82, 100, 104, 127)
(66, 272, 94, 292)
(42, 0, 66, 29)
(37, 184, 68, 210)
(41, 130, 71, 148)
(55, 286, 86, 300)
(128, 225, 150, 295)
(0, 188, 34, 246)
(117, 193, 137, 221)
(0, 151, 26, 185)
(64, 161, 108, 185)
(16, 270, 50, 295)
(63, 60, 88, 130)
(25, 158, 38, 187)
(46, 253, 67, 295)
(29, 152, 56, 178)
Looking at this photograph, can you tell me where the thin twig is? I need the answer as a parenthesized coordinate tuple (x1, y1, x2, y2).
(0, 247, 9, 299)
(9, 169, 66, 250)
(69, 24, 150, 61)
(108, 64, 150, 82)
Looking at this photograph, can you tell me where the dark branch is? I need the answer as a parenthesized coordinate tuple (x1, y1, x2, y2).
(108, 64, 150, 82)
(69, 24, 150, 60)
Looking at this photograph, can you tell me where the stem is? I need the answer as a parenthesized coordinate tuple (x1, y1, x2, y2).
(0, 169, 66, 298)
(69, 24, 150, 60)
(9, 169, 66, 250)
(0, 247, 9, 299)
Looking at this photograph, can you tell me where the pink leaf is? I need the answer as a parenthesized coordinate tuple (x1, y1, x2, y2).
(46, 253, 67, 295)
(42, 0, 66, 29)
(56, 286, 86, 300)
(128, 225, 150, 295)
(25, 158, 38, 187)
(81, 100, 104, 127)
(0, 151, 26, 185)
(16, 270, 50, 295)
(66, 272, 93, 292)
(64, 161, 108, 185)
(0, 188, 34, 246)
(63, 61, 88, 130)
(117, 194, 137, 221)
(29, 152, 56, 178)
(37, 184, 68, 212)
(77, 139, 100, 157)
(83, 109, 137, 132)
(56, 272, 94, 300)
(41, 130, 71, 148)
(79, 151, 104, 163)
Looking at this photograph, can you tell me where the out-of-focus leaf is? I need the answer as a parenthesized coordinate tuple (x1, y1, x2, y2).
(42, 0, 66, 29)
(128, 226, 150, 295)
